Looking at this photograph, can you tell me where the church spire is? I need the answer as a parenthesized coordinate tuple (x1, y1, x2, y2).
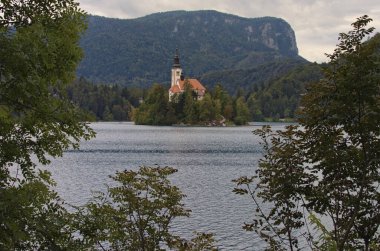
(171, 48, 182, 88)
(173, 48, 181, 68)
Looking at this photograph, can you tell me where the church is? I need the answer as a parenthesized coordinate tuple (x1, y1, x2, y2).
(168, 50, 206, 101)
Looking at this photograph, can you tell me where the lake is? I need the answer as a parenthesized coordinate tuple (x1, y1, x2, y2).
(48, 122, 287, 250)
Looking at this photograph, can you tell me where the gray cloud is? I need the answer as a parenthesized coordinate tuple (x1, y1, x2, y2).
(78, 0, 380, 62)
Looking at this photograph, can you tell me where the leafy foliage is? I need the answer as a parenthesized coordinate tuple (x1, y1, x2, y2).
(234, 15, 380, 250)
(171, 232, 217, 251)
(299, 15, 380, 250)
(0, 171, 82, 250)
(308, 213, 337, 251)
(0, 0, 94, 182)
(0, 0, 82, 27)
(234, 125, 310, 250)
(76, 166, 216, 250)
(0, 0, 95, 249)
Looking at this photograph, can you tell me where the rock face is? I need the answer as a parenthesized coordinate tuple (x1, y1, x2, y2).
(78, 10, 302, 87)
(260, 22, 298, 53)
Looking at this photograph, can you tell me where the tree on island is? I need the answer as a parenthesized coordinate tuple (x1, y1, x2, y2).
(133, 82, 251, 126)
(234, 15, 380, 250)
(133, 83, 177, 125)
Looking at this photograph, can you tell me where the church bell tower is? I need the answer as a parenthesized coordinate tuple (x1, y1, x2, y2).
(171, 49, 182, 87)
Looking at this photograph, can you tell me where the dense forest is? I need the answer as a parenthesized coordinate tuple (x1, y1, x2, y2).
(68, 61, 323, 123)
(200, 58, 310, 94)
(67, 78, 138, 121)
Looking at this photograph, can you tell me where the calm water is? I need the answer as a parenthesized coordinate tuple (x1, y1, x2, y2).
(48, 122, 287, 250)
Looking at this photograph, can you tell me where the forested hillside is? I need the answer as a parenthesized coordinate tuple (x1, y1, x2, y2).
(200, 58, 308, 94)
(68, 61, 323, 123)
(78, 10, 305, 88)
(249, 62, 323, 119)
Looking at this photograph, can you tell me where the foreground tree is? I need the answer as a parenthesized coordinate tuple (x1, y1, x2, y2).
(234, 125, 310, 250)
(0, 0, 94, 182)
(234, 16, 380, 250)
(300, 15, 380, 250)
(76, 166, 216, 250)
(0, 171, 83, 250)
(0, 0, 94, 249)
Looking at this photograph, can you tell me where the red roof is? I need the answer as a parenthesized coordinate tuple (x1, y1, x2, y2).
(169, 79, 206, 94)
(169, 84, 181, 93)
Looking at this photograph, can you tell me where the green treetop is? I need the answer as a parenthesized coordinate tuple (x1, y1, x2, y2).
(234, 15, 380, 251)
(0, 0, 94, 183)
(0, 1, 95, 249)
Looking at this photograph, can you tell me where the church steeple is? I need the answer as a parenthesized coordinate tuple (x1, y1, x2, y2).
(173, 48, 181, 68)
(171, 49, 182, 87)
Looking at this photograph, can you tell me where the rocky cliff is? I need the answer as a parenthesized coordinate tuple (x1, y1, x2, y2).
(77, 10, 304, 87)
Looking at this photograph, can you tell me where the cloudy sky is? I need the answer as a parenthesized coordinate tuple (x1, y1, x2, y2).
(77, 0, 380, 63)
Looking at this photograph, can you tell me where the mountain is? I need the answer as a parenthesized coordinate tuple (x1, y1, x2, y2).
(77, 10, 306, 88)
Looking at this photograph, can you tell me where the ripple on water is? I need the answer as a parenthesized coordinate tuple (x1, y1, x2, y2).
(47, 122, 286, 250)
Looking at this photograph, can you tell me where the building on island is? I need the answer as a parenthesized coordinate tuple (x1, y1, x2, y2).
(169, 49, 206, 101)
